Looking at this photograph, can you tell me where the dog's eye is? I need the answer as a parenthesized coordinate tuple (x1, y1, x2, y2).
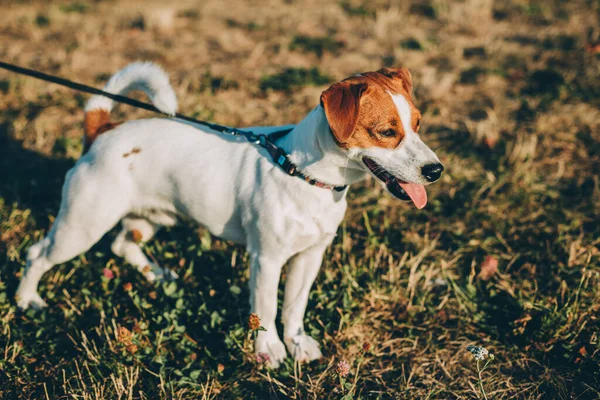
(380, 129, 396, 137)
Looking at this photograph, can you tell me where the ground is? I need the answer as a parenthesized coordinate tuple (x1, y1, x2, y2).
(0, 0, 599, 399)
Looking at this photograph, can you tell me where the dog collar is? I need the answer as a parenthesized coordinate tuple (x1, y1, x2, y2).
(243, 128, 348, 192)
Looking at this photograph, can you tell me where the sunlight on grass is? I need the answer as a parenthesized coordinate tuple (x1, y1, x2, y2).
(0, 0, 599, 398)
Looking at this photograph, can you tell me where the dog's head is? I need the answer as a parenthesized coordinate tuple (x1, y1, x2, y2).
(321, 67, 443, 209)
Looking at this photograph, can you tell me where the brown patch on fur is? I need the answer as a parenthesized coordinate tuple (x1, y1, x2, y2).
(83, 109, 123, 154)
(130, 229, 143, 243)
(321, 67, 420, 149)
(321, 82, 367, 144)
(347, 86, 405, 149)
(375, 67, 413, 97)
(123, 147, 142, 158)
(411, 108, 422, 133)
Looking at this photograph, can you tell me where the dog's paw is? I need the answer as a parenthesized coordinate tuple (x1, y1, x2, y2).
(255, 330, 287, 368)
(284, 333, 322, 362)
(16, 291, 47, 311)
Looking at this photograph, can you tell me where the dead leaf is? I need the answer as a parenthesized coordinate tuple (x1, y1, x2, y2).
(585, 43, 600, 54)
(478, 255, 498, 281)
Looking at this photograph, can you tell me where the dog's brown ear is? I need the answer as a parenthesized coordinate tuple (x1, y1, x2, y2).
(377, 67, 413, 97)
(320, 81, 368, 144)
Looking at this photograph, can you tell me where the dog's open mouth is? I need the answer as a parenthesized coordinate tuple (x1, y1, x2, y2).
(363, 157, 428, 209)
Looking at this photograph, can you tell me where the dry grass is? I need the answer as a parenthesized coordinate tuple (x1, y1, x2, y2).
(0, 0, 599, 398)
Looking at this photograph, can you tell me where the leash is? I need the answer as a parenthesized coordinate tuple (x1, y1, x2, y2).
(0, 60, 347, 192)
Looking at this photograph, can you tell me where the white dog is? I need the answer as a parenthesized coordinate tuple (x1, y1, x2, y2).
(16, 62, 443, 367)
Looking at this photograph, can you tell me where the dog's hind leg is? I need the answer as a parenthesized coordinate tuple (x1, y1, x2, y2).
(111, 217, 177, 282)
(15, 238, 53, 310)
(16, 165, 129, 310)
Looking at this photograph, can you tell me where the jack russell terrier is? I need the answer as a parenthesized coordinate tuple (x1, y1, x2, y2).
(16, 62, 443, 367)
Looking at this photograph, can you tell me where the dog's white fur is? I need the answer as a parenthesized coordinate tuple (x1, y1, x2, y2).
(16, 63, 440, 367)
(85, 62, 178, 115)
(361, 93, 440, 185)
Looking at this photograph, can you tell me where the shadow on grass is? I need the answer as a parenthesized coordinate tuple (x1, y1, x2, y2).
(1, 221, 258, 398)
(0, 122, 73, 223)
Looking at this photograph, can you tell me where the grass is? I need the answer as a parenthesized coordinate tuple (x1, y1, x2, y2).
(399, 38, 425, 51)
(289, 35, 345, 58)
(59, 2, 90, 14)
(260, 68, 332, 92)
(0, 0, 599, 398)
(339, 1, 377, 18)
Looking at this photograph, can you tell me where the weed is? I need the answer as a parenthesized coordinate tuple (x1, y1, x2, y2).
(409, 2, 437, 19)
(463, 46, 486, 59)
(260, 68, 332, 92)
(400, 37, 424, 51)
(289, 35, 345, 58)
(0, 80, 9, 94)
(128, 15, 145, 31)
(339, 1, 376, 18)
(523, 69, 565, 96)
(467, 346, 496, 400)
(178, 9, 200, 19)
(225, 19, 262, 31)
(34, 14, 50, 27)
(197, 72, 238, 94)
(459, 67, 487, 84)
(59, 2, 89, 14)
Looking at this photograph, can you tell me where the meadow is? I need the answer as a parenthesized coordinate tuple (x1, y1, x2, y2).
(0, 0, 599, 398)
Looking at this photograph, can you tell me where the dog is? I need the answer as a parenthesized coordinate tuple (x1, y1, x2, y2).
(15, 62, 443, 367)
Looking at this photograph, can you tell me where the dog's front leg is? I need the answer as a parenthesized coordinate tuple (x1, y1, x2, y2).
(249, 252, 287, 368)
(281, 243, 328, 362)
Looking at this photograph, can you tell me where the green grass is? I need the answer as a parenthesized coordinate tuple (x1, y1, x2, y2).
(399, 38, 424, 51)
(1, 0, 599, 398)
(196, 72, 239, 94)
(289, 35, 345, 58)
(59, 2, 90, 14)
(34, 13, 50, 27)
(260, 67, 332, 92)
(339, 1, 376, 18)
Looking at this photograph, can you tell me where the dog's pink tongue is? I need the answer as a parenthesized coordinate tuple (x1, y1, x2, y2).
(398, 182, 427, 209)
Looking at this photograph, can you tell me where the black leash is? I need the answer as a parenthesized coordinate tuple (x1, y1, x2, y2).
(0, 60, 347, 192)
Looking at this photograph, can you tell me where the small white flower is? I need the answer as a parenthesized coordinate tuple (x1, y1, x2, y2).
(467, 345, 491, 361)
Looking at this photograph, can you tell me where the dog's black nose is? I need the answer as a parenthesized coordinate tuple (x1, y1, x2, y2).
(421, 163, 444, 182)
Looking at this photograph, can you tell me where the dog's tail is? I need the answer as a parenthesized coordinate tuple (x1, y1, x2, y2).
(83, 62, 178, 153)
